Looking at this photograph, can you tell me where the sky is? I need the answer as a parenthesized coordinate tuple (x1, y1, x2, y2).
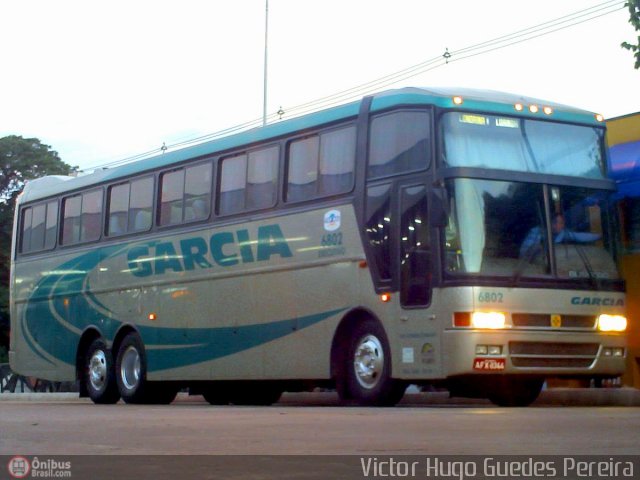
(1, 0, 638, 172)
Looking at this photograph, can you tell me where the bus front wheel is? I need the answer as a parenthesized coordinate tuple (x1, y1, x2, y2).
(84, 338, 120, 404)
(115, 332, 177, 404)
(339, 319, 406, 406)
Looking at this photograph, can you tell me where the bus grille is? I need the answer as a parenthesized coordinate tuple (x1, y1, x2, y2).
(509, 341, 599, 369)
(511, 314, 596, 329)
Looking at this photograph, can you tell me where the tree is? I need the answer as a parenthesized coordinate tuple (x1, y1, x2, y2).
(621, 0, 640, 69)
(0, 136, 75, 355)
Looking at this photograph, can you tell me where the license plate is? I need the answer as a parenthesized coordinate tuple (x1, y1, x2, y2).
(473, 358, 506, 371)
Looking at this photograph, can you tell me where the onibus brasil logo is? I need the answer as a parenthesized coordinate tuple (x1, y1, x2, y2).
(7, 456, 30, 479)
(8, 456, 72, 478)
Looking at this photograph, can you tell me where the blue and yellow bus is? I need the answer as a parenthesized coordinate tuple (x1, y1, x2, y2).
(10, 87, 627, 406)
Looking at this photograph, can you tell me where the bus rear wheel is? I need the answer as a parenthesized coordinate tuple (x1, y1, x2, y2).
(84, 338, 120, 404)
(115, 332, 177, 404)
(487, 376, 544, 407)
(339, 319, 406, 406)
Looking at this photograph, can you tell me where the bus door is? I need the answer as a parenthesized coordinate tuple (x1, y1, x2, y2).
(365, 180, 439, 377)
(397, 182, 440, 378)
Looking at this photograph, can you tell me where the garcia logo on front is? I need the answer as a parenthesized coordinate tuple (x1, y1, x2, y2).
(8, 456, 72, 478)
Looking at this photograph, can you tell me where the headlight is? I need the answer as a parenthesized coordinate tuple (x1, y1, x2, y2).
(597, 314, 627, 332)
(471, 312, 506, 329)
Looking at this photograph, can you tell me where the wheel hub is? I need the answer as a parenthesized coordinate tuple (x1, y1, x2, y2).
(88, 350, 107, 392)
(353, 334, 384, 390)
(120, 346, 141, 391)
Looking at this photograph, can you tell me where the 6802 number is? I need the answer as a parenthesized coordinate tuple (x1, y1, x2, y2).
(478, 292, 504, 303)
(321, 232, 343, 246)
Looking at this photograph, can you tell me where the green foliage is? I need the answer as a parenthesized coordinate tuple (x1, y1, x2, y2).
(0, 135, 75, 350)
(621, 0, 640, 69)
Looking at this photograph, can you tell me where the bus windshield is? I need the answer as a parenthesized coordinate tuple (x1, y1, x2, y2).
(442, 112, 606, 179)
(444, 179, 621, 282)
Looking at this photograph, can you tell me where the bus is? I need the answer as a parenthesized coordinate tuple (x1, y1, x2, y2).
(9, 87, 628, 406)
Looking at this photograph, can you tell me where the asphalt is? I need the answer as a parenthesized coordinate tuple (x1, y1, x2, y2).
(1, 388, 639, 406)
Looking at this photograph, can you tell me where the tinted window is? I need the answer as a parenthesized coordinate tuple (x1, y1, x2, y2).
(129, 177, 153, 232)
(368, 111, 430, 178)
(247, 146, 279, 210)
(442, 113, 606, 179)
(62, 195, 82, 245)
(219, 145, 279, 215)
(20, 208, 32, 253)
(159, 163, 212, 226)
(44, 201, 58, 249)
(319, 127, 356, 196)
(108, 183, 130, 236)
(185, 163, 212, 221)
(219, 154, 247, 215)
(287, 136, 319, 202)
(365, 183, 393, 281)
(80, 189, 103, 242)
(107, 176, 154, 236)
(29, 204, 46, 252)
(61, 189, 102, 245)
(400, 185, 430, 306)
(287, 125, 355, 202)
(20, 203, 57, 254)
(159, 169, 185, 226)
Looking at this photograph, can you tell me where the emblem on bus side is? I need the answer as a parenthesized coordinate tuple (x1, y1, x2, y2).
(324, 210, 341, 231)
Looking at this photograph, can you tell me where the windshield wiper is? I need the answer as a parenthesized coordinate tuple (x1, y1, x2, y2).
(563, 231, 598, 288)
(511, 242, 543, 285)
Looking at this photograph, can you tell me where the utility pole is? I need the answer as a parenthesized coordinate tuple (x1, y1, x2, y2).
(263, 0, 269, 126)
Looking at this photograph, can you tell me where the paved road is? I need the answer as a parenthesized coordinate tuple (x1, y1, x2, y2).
(1, 393, 639, 455)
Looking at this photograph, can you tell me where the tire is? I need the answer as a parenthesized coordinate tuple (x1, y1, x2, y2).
(84, 338, 120, 404)
(338, 319, 406, 406)
(115, 332, 177, 404)
(487, 376, 544, 407)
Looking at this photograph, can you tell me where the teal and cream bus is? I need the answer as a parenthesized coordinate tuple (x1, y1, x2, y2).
(10, 87, 628, 406)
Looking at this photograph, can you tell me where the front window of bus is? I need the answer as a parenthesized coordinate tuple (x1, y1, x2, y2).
(440, 113, 620, 284)
(441, 112, 605, 178)
(443, 180, 620, 282)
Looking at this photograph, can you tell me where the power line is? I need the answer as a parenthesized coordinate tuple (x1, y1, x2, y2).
(82, 0, 625, 172)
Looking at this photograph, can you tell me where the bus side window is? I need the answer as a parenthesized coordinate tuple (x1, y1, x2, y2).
(219, 154, 247, 216)
(108, 183, 130, 236)
(159, 169, 185, 226)
(80, 189, 103, 242)
(319, 126, 356, 196)
(29, 204, 47, 252)
(20, 207, 33, 253)
(184, 163, 212, 221)
(20, 201, 59, 254)
(44, 201, 58, 250)
(129, 177, 153, 232)
(287, 136, 319, 203)
(247, 145, 279, 210)
(368, 111, 431, 179)
(62, 195, 82, 245)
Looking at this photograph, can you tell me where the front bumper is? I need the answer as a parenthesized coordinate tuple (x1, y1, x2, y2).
(443, 329, 626, 378)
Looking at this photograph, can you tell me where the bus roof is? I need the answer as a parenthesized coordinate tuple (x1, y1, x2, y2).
(20, 86, 602, 204)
